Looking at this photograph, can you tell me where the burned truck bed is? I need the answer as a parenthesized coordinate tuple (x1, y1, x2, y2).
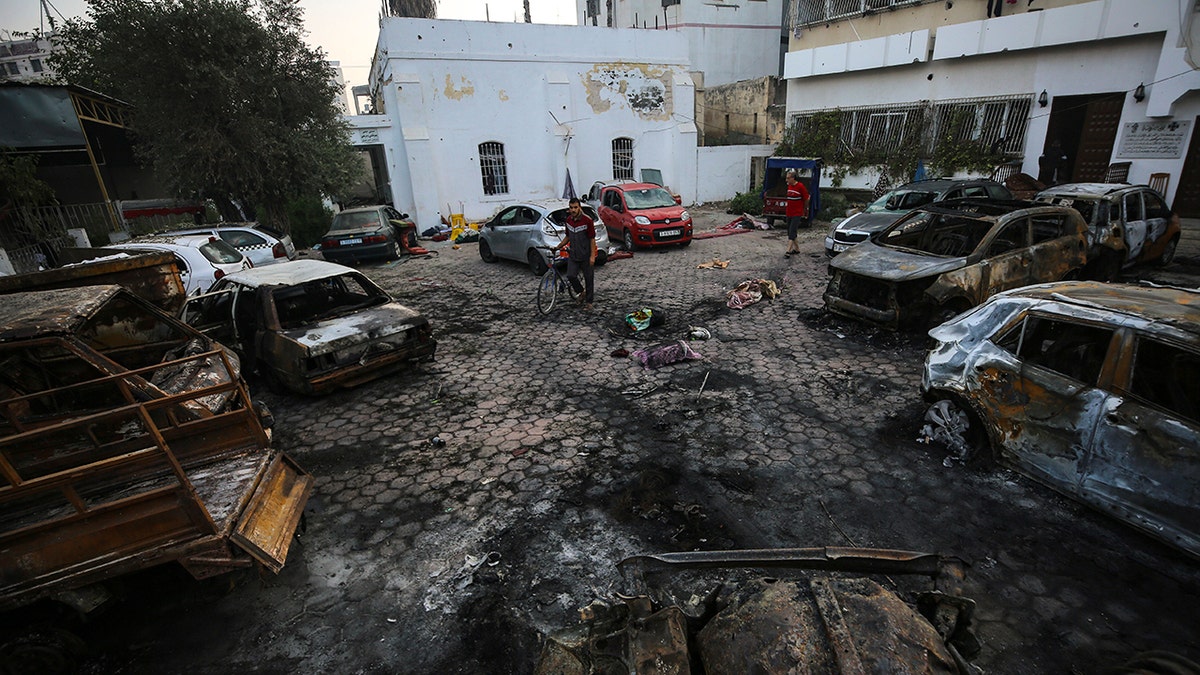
(0, 286, 311, 612)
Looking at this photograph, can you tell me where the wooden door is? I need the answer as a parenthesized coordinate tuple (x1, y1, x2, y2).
(1072, 96, 1124, 182)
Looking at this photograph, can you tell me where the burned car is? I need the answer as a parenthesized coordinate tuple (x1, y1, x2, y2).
(921, 281, 1200, 558)
(537, 547, 979, 674)
(824, 199, 1088, 330)
(181, 259, 436, 394)
(1033, 183, 1180, 280)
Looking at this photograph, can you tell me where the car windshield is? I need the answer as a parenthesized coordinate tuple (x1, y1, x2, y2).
(200, 240, 245, 264)
(879, 211, 993, 257)
(865, 189, 937, 213)
(1037, 196, 1104, 226)
(271, 273, 389, 329)
(623, 187, 676, 209)
(331, 211, 384, 231)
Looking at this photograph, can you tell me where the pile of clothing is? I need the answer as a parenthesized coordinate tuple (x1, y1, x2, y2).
(726, 279, 780, 309)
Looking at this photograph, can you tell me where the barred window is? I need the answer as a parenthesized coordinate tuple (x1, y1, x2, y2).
(612, 137, 634, 180)
(479, 142, 508, 196)
(793, 0, 927, 29)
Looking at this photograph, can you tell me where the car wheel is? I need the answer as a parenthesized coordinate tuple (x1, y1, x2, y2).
(623, 229, 635, 251)
(679, 238, 691, 248)
(389, 240, 402, 261)
(922, 398, 990, 465)
(528, 249, 548, 276)
(764, 216, 775, 227)
(479, 239, 497, 263)
(1156, 235, 1179, 267)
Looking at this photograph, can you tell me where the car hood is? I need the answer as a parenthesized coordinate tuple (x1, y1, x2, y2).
(282, 303, 428, 354)
(831, 241, 967, 281)
(632, 206, 687, 220)
(836, 211, 904, 234)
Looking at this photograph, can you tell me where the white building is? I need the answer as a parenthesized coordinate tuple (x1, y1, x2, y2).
(578, 0, 787, 87)
(0, 35, 56, 83)
(354, 18, 699, 227)
(782, 0, 1200, 216)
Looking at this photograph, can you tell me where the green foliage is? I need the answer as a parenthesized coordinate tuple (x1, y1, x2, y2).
(285, 194, 333, 249)
(51, 0, 362, 232)
(728, 187, 763, 215)
(0, 151, 55, 206)
(777, 108, 1002, 187)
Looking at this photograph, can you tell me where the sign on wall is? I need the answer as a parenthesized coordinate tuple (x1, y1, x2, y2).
(1116, 120, 1192, 158)
(353, 128, 381, 145)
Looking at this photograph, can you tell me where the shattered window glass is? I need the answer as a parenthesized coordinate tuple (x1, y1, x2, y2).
(1130, 338, 1200, 424)
(272, 274, 386, 329)
(998, 315, 1114, 385)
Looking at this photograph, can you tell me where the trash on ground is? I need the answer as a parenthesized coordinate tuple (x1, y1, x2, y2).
(727, 279, 780, 309)
(696, 258, 730, 269)
(688, 326, 711, 340)
(632, 340, 702, 369)
(626, 307, 667, 331)
(611, 348, 630, 357)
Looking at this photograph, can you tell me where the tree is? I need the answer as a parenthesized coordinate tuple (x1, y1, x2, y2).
(51, 0, 362, 230)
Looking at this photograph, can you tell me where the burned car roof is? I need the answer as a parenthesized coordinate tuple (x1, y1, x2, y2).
(1034, 183, 1141, 198)
(999, 281, 1200, 330)
(0, 285, 124, 341)
(220, 259, 357, 288)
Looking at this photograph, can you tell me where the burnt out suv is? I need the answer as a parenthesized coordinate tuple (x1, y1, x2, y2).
(824, 199, 1087, 330)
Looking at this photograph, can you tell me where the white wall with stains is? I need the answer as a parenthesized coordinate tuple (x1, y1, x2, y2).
(365, 18, 698, 227)
(578, 0, 786, 87)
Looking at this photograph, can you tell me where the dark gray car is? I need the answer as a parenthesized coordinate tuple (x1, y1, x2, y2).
(825, 179, 1012, 256)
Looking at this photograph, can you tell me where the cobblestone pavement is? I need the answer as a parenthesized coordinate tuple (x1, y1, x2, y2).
(81, 206, 1200, 674)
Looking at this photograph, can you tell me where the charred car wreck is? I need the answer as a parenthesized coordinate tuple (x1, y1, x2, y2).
(181, 259, 437, 394)
(922, 281, 1200, 558)
(825, 199, 1088, 330)
(0, 286, 312, 626)
(536, 547, 980, 674)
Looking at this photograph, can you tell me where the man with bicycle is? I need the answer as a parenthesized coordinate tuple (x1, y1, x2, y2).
(553, 198, 598, 310)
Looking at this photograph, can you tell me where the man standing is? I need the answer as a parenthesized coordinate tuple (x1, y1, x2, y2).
(785, 171, 810, 257)
(554, 198, 598, 310)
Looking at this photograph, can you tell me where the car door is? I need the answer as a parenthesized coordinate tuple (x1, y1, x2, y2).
(1122, 191, 1149, 262)
(979, 217, 1032, 299)
(218, 230, 272, 267)
(486, 206, 526, 259)
(980, 313, 1118, 491)
(1138, 190, 1172, 262)
(600, 188, 627, 239)
(1082, 332, 1200, 551)
(179, 284, 238, 346)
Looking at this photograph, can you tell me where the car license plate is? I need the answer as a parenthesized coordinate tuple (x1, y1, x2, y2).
(342, 238, 363, 245)
(660, 229, 681, 237)
(832, 241, 849, 253)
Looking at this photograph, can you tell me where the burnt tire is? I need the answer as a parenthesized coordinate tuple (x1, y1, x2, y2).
(0, 626, 87, 675)
(479, 240, 497, 263)
(922, 397, 991, 465)
(1156, 235, 1179, 267)
(528, 249, 548, 276)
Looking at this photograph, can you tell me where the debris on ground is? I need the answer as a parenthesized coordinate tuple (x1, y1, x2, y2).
(693, 214, 765, 240)
(631, 340, 702, 369)
(697, 258, 730, 269)
(727, 279, 780, 309)
(626, 307, 667, 332)
(688, 326, 711, 340)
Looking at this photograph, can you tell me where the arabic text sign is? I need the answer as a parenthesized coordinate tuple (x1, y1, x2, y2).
(1116, 120, 1191, 158)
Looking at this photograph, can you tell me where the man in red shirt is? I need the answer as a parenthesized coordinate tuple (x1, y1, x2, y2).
(554, 198, 598, 310)
(785, 172, 810, 257)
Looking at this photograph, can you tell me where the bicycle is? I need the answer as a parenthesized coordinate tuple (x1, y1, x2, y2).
(535, 246, 581, 315)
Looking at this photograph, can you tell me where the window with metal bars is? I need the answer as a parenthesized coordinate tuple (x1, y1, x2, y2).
(792, 0, 928, 29)
(788, 94, 1032, 158)
(612, 138, 634, 180)
(478, 142, 508, 195)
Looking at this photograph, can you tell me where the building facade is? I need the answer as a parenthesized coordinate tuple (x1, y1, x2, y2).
(578, 0, 788, 87)
(355, 18, 698, 227)
(0, 35, 57, 83)
(782, 0, 1200, 215)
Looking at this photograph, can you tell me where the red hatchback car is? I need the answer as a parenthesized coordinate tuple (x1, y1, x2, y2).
(593, 182, 692, 250)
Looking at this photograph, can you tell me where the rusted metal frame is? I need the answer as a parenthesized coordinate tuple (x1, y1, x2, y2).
(0, 400, 148, 484)
(0, 480, 180, 543)
(215, 348, 268, 448)
(809, 577, 867, 675)
(134, 404, 217, 535)
(68, 91, 125, 233)
(0, 445, 162, 504)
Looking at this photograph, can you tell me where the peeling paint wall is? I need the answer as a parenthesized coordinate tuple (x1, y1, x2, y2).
(584, 64, 672, 120)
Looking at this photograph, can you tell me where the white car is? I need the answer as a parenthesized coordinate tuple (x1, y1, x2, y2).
(171, 224, 298, 267)
(109, 234, 252, 296)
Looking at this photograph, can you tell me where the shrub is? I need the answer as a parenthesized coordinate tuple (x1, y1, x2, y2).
(287, 195, 333, 249)
(728, 188, 763, 215)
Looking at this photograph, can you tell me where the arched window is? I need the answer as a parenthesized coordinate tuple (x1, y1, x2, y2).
(479, 142, 509, 195)
(612, 137, 634, 180)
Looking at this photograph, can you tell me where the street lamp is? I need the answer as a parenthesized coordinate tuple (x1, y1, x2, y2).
(1038, 90, 1048, 108)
